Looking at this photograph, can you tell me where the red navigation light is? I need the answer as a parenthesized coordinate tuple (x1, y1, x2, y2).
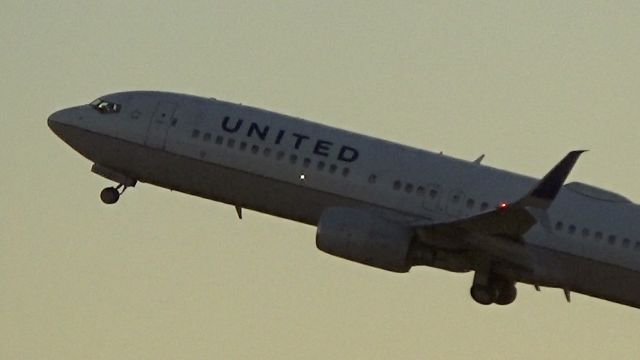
(498, 202, 509, 210)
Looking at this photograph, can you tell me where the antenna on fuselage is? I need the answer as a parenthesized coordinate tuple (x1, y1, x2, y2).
(473, 154, 485, 164)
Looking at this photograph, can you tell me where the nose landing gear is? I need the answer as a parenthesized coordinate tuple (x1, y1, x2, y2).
(91, 164, 137, 205)
(100, 184, 127, 204)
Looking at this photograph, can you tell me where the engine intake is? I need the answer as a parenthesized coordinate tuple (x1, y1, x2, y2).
(316, 207, 413, 273)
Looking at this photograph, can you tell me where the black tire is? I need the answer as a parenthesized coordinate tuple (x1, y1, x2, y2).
(100, 187, 119, 204)
(470, 284, 496, 305)
(495, 284, 517, 305)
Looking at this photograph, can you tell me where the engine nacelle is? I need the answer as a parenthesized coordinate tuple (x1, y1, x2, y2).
(316, 207, 413, 273)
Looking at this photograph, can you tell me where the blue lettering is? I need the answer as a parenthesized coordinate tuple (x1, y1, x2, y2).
(338, 146, 359, 162)
(219, 116, 360, 163)
(292, 133, 310, 149)
(313, 140, 333, 157)
(247, 122, 270, 141)
(222, 117, 243, 133)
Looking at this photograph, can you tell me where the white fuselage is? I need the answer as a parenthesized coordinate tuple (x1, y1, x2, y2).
(48, 91, 640, 308)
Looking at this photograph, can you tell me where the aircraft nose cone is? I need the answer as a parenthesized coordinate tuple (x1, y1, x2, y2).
(48, 110, 65, 138)
(47, 109, 76, 142)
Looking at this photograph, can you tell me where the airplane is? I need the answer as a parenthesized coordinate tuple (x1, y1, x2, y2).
(48, 91, 640, 309)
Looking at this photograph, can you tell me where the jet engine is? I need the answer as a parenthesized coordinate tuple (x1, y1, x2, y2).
(316, 207, 413, 273)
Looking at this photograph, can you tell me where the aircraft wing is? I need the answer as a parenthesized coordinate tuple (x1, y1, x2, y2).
(414, 151, 586, 268)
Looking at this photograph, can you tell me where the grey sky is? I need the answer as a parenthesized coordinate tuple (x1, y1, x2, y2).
(2, 1, 640, 358)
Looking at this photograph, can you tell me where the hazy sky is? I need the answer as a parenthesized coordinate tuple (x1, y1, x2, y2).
(3, 1, 640, 359)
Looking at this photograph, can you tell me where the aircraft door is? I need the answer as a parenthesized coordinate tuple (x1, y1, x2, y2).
(145, 101, 177, 149)
(446, 189, 466, 217)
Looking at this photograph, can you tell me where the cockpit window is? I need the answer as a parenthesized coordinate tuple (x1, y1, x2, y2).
(90, 98, 121, 114)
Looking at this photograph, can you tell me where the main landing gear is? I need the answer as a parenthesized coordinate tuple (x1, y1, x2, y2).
(100, 184, 128, 204)
(470, 271, 517, 306)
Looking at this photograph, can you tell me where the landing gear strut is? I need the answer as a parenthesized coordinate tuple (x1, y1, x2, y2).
(100, 184, 127, 204)
(470, 271, 517, 306)
(91, 164, 136, 205)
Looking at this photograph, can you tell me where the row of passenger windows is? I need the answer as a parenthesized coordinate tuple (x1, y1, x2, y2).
(191, 129, 351, 177)
(387, 179, 492, 212)
(554, 221, 639, 250)
(386, 178, 639, 252)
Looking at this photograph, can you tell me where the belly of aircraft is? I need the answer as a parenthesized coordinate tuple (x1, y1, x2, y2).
(522, 243, 640, 308)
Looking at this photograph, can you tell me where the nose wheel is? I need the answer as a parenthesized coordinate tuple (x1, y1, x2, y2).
(100, 184, 127, 204)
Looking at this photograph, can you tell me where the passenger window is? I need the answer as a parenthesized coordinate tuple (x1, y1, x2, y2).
(555, 221, 564, 231)
(289, 154, 298, 164)
(368, 174, 377, 184)
(329, 164, 337, 174)
(239, 142, 247, 151)
(251, 145, 260, 154)
(608, 235, 617, 245)
(416, 186, 425, 195)
(263, 148, 272, 157)
(452, 195, 460, 203)
(303, 158, 311, 168)
(595, 231, 603, 240)
(215, 136, 224, 145)
(480, 202, 489, 211)
(429, 189, 439, 199)
(342, 168, 350, 177)
(623, 238, 631, 248)
(276, 151, 285, 160)
(466, 199, 475, 209)
(635, 241, 640, 251)
(203, 133, 212, 142)
(227, 138, 235, 148)
(582, 228, 590, 238)
(192, 129, 200, 138)
(317, 161, 326, 171)
(393, 181, 402, 190)
(405, 183, 414, 193)
(568, 225, 576, 234)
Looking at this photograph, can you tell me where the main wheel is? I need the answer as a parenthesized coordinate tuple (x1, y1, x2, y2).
(495, 284, 517, 305)
(100, 187, 120, 204)
(470, 284, 496, 305)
